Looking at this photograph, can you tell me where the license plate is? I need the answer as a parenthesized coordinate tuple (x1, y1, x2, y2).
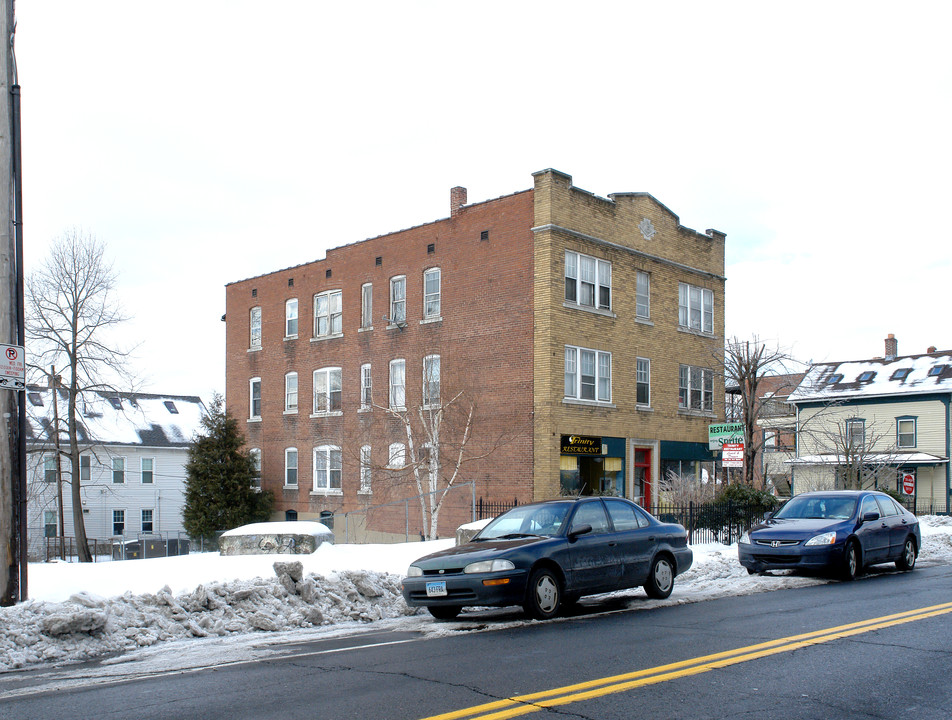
(426, 581, 447, 597)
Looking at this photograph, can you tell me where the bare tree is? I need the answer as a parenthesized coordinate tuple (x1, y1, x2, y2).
(796, 415, 903, 491)
(26, 230, 136, 562)
(718, 337, 803, 488)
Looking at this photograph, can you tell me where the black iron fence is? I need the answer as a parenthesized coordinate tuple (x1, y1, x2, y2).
(656, 502, 773, 546)
(476, 497, 518, 520)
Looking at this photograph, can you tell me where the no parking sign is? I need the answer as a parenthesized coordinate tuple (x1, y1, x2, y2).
(0, 344, 25, 390)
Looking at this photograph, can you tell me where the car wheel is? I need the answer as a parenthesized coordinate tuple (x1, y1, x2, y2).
(523, 567, 562, 620)
(644, 555, 675, 599)
(427, 605, 462, 620)
(896, 537, 917, 571)
(841, 540, 860, 581)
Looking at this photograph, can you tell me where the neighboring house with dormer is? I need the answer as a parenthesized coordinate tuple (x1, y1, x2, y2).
(25, 385, 207, 560)
(787, 335, 950, 514)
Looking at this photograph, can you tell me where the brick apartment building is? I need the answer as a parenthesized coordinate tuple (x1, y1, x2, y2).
(224, 169, 726, 539)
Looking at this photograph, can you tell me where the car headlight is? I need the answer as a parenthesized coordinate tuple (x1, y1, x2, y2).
(739, 531, 750, 545)
(805, 532, 836, 546)
(406, 565, 423, 577)
(464, 559, 515, 574)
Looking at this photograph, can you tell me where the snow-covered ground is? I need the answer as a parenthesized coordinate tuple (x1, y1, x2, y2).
(2, 516, 950, 673)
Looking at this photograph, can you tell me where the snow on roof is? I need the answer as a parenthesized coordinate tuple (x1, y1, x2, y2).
(788, 351, 952, 404)
(25, 387, 206, 449)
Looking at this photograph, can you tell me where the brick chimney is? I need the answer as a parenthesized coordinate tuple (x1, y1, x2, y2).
(450, 186, 467, 217)
(885, 333, 898, 361)
(927, 345, 937, 354)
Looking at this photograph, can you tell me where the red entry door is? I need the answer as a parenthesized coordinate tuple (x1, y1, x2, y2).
(633, 448, 652, 508)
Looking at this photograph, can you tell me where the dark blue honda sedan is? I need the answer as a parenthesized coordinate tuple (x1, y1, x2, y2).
(738, 490, 920, 580)
(402, 497, 693, 620)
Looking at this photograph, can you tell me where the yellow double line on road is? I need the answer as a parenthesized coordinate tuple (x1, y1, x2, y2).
(420, 601, 952, 720)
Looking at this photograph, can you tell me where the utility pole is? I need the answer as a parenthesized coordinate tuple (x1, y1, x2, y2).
(0, 0, 18, 606)
(51, 367, 65, 559)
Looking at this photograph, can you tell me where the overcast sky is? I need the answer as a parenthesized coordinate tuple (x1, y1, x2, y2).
(13, 1, 952, 400)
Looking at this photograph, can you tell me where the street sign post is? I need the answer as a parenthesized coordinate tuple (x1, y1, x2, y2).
(709, 423, 743, 450)
(722, 441, 744, 468)
(0, 344, 25, 390)
(901, 472, 916, 496)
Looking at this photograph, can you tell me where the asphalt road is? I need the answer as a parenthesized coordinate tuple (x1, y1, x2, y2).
(3, 564, 951, 720)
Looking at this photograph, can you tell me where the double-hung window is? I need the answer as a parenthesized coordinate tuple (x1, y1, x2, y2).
(359, 445, 372, 494)
(285, 298, 298, 337)
(313, 367, 342, 414)
(390, 276, 406, 324)
(141, 509, 154, 533)
(678, 283, 714, 334)
(565, 250, 611, 310)
(285, 448, 298, 487)
(44, 455, 57, 483)
(249, 378, 262, 419)
(249, 306, 262, 349)
(360, 363, 372, 410)
(678, 365, 714, 412)
(636, 271, 650, 319)
(112, 457, 126, 484)
(389, 359, 406, 410)
(313, 290, 342, 337)
(564, 346, 611, 403)
(113, 509, 125, 536)
(423, 355, 440, 407)
(313, 445, 342, 492)
(141, 458, 154, 484)
(846, 419, 866, 447)
(361, 283, 373, 329)
(423, 268, 441, 319)
(250, 448, 261, 489)
(44, 510, 57, 538)
(897, 417, 917, 448)
(636, 357, 650, 406)
(285, 372, 298, 412)
(388, 442, 406, 469)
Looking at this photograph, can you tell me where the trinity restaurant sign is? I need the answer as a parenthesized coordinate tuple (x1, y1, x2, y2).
(561, 435, 604, 455)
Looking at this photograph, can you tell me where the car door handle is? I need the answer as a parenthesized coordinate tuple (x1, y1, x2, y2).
(881, 523, 888, 528)
(608, 542, 617, 547)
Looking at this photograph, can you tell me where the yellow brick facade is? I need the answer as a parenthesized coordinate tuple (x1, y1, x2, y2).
(531, 169, 726, 503)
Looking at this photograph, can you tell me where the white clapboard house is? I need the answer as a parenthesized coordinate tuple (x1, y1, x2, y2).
(25, 385, 206, 560)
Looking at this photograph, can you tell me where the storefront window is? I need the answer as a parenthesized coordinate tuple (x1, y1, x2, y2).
(559, 455, 624, 497)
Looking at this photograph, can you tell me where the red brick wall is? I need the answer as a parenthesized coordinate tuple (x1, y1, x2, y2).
(224, 190, 536, 538)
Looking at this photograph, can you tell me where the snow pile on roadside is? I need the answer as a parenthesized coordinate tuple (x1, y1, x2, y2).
(1, 516, 949, 672)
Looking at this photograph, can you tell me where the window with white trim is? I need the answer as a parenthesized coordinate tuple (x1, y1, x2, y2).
(43, 455, 56, 483)
(285, 448, 298, 487)
(423, 354, 440, 407)
(249, 306, 262, 349)
(285, 372, 298, 412)
(388, 442, 406, 469)
(141, 457, 154, 484)
(564, 346, 611, 403)
(313, 445, 342, 492)
(359, 445, 372, 494)
(113, 509, 125, 536)
(897, 417, 917, 448)
(141, 509, 154, 533)
(390, 276, 406, 324)
(360, 363, 372, 410)
(565, 250, 611, 310)
(112, 456, 126, 484)
(285, 298, 299, 337)
(44, 510, 57, 538)
(313, 290, 342, 337)
(390, 359, 406, 410)
(636, 357, 650, 406)
(361, 283, 373, 329)
(678, 365, 714, 412)
(250, 377, 261, 419)
(847, 419, 865, 447)
(312, 367, 342, 414)
(678, 283, 713, 334)
(636, 271, 650, 319)
(250, 448, 261, 489)
(423, 268, 441, 319)
(80, 455, 90, 483)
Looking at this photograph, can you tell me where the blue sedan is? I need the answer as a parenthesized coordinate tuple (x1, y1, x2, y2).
(738, 490, 920, 580)
(402, 497, 693, 620)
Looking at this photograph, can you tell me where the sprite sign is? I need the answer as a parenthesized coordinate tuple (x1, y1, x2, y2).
(708, 423, 744, 450)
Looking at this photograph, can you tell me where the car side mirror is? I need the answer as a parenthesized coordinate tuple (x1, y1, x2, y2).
(862, 511, 880, 523)
(568, 524, 592, 540)
(764, 511, 774, 520)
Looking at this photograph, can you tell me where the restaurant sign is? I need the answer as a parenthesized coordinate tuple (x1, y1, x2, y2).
(561, 435, 604, 455)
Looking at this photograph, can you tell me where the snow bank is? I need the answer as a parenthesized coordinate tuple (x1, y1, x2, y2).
(1, 517, 949, 672)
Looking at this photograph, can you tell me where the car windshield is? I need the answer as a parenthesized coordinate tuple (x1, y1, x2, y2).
(476, 503, 572, 540)
(774, 495, 857, 520)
